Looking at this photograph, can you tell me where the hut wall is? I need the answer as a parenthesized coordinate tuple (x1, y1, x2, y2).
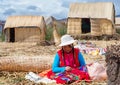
(39, 18, 46, 41)
(89, 19, 114, 36)
(67, 18, 114, 36)
(91, 19, 102, 36)
(5, 29, 10, 42)
(100, 19, 114, 35)
(67, 18, 82, 35)
(15, 28, 41, 42)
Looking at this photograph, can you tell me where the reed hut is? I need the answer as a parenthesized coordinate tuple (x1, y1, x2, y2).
(4, 16, 46, 42)
(67, 2, 115, 36)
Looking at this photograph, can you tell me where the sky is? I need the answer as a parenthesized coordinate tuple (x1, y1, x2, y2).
(0, 0, 120, 20)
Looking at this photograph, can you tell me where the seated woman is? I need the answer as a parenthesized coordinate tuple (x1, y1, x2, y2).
(47, 35, 90, 84)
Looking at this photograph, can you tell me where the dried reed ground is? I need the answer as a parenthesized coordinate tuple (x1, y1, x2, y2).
(0, 40, 119, 85)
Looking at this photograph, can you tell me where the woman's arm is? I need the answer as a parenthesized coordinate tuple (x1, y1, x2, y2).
(78, 52, 86, 69)
(52, 53, 66, 73)
(78, 52, 88, 72)
(78, 52, 86, 66)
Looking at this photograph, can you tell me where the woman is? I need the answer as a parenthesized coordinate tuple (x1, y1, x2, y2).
(47, 35, 90, 84)
(52, 34, 87, 73)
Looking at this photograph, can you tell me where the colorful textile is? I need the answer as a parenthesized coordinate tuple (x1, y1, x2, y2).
(47, 68, 90, 84)
(25, 72, 56, 84)
(74, 41, 107, 55)
(79, 66, 88, 72)
(39, 69, 51, 77)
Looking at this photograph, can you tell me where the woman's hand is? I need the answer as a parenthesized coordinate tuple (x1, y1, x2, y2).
(65, 66, 72, 71)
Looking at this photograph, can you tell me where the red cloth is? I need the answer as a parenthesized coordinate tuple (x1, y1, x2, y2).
(57, 48, 80, 68)
(71, 69, 90, 81)
(47, 68, 90, 84)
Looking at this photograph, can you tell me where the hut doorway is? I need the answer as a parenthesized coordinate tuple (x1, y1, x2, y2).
(10, 28, 15, 42)
(81, 18, 91, 33)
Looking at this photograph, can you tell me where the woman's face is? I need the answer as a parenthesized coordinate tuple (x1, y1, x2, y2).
(62, 44, 72, 53)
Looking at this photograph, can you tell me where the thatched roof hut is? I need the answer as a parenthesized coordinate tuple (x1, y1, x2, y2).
(67, 2, 115, 36)
(4, 16, 46, 42)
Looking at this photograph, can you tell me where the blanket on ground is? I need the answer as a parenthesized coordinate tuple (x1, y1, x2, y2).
(39, 62, 107, 84)
(46, 68, 90, 84)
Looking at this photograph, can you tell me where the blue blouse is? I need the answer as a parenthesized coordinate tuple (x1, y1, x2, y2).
(52, 52, 86, 73)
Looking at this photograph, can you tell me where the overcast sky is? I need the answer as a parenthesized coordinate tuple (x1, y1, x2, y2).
(0, 0, 120, 20)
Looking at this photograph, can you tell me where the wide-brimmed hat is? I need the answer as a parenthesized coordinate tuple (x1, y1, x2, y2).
(59, 34, 76, 46)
